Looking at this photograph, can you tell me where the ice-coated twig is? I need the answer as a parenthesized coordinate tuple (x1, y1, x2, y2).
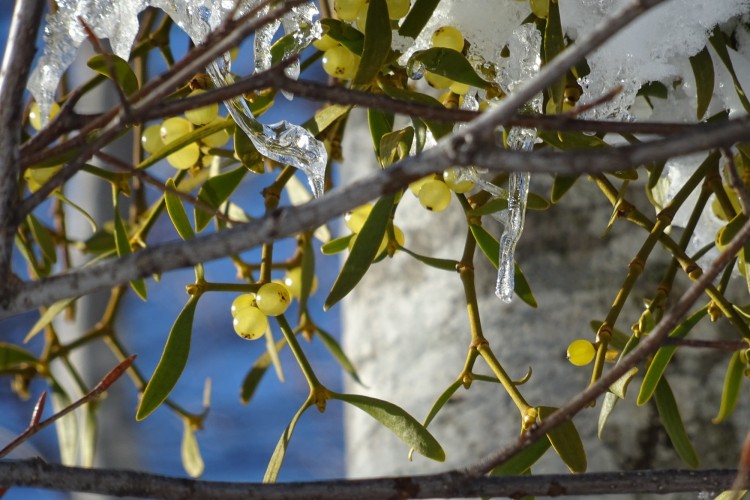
(27, 0, 327, 198)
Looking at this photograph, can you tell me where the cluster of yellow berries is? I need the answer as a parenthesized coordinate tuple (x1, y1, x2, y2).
(408, 167, 475, 212)
(345, 204, 405, 256)
(141, 89, 229, 170)
(230, 269, 317, 340)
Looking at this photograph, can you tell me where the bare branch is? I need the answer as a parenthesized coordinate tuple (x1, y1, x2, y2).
(0, 461, 743, 499)
(0, 0, 45, 292)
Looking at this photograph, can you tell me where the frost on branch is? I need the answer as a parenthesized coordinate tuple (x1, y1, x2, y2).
(27, 0, 327, 198)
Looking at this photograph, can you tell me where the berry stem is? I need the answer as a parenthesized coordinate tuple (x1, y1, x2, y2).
(275, 314, 323, 391)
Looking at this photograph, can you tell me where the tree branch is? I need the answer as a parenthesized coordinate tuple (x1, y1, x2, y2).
(0, 460, 744, 499)
(0, 0, 45, 293)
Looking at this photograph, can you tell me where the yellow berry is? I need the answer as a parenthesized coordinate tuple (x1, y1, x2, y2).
(443, 168, 475, 193)
(431, 26, 464, 51)
(160, 117, 193, 144)
(141, 124, 165, 154)
(409, 176, 433, 196)
(567, 339, 596, 366)
(167, 142, 200, 170)
(386, 0, 410, 19)
(313, 34, 339, 51)
(334, 0, 367, 21)
(345, 204, 373, 233)
(184, 89, 219, 125)
(29, 101, 60, 130)
(256, 282, 292, 316)
(231, 293, 256, 317)
(418, 180, 451, 211)
(322, 45, 360, 80)
(284, 267, 318, 298)
(424, 71, 452, 89)
(24, 165, 61, 193)
(233, 306, 268, 340)
(355, 4, 368, 32)
(200, 119, 230, 148)
(449, 81, 470, 95)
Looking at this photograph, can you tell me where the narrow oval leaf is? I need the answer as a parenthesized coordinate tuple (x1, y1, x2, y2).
(319, 19, 364, 55)
(304, 103, 351, 137)
(379, 127, 414, 168)
(551, 175, 579, 203)
(412, 47, 490, 89)
(400, 246, 458, 271)
(543, 0, 565, 111)
(637, 307, 707, 406)
(380, 85, 453, 139)
(712, 351, 745, 423)
(324, 194, 395, 310)
(717, 213, 749, 250)
(654, 377, 700, 468)
(194, 167, 247, 232)
(315, 327, 362, 385)
(136, 296, 199, 420)
(51, 382, 78, 466)
(181, 419, 205, 478)
(87, 54, 139, 95)
(240, 338, 287, 404)
(710, 27, 750, 112)
(489, 436, 551, 476)
(264, 402, 311, 483)
(333, 392, 445, 462)
(164, 179, 195, 240)
(689, 46, 714, 120)
(420, 380, 462, 431)
(0, 343, 38, 370)
(368, 108, 394, 157)
(598, 335, 640, 437)
(27, 214, 57, 264)
(353, 0, 392, 86)
(80, 403, 97, 468)
(234, 127, 264, 174)
(469, 224, 537, 307)
(113, 203, 147, 300)
(321, 235, 354, 255)
(398, 0, 440, 38)
(538, 406, 587, 473)
(609, 366, 639, 400)
(298, 237, 316, 314)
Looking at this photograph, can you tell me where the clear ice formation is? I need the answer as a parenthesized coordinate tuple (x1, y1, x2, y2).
(27, 0, 327, 198)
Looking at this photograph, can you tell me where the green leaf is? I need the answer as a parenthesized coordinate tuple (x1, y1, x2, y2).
(654, 377, 700, 468)
(710, 27, 750, 112)
(538, 406, 587, 473)
(319, 19, 364, 55)
(609, 367, 639, 400)
(321, 234, 354, 255)
(194, 167, 247, 232)
(399, 0, 441, 38)
(181, 418, 205, 478)
(113, 198, 147, 300)
(637, 307, 707, 406)
(379, 127, 414, 167)
(598, 391, 620, 440)
(164, 179, 195, 240)
(136, 296, 199, 420)
(315, 326, 363, 385)
(26, 214, 57, 264)
(324, 194, 395, 310)
(368, 108, 394, 157)
(233, 127, 264, 174)
(305, 104, 351, 137)
(469, 224, 537, 307)
(689, 46, 714, 120)
(717, 213, 749, 250)
(489, 436, 551, 476)
(333, 392, 445, 461)
(381, 85, 454, 139)
(353, 0, 392, 85)
(51, 381, 77, 466)
(80, 402, 97, 468)
(407, 379, 462, 460)
(638, 81, 668, 99)
(54, 192, 98, 233)
(411, 47, 490, 89)
(712, 350, 745, 423)
(551, 175, 579, 203)
(543, 0, 565, 112)
(399, 246, 457, 271)
(264, 402, 312, 483)
(241, 338, 287, 404)
(87, 54, 139, 95)
(0, 343, 38, 370)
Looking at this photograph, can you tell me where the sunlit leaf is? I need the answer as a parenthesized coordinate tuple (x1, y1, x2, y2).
(379, 127, 414, 168)
(194, 167, 247, 232)
(712, 350, 745, 423)
(334, 392, 445, 461)
(264, 402, 312, 483)
(325, 194, 395, 310)
(136, 296, 199, 420)
(354, 0, 391, 85)
(689, 46, 714, 120)
(399, 246, 457, 271)
(538, 406, 586, 473)
(299, 237, 316, 314)
(408, 379, 462, 460)
(80, 402, 97, 468)
(113, 198, 147, 300)
(609, 367, 639, 400)
(181, 418, 205, 478)
(319, 19, 364, 55)
(543, 0, 565, 111)
(637, 307, 707, 406)
(654, 377, 700, 468)
(87, 54, 139, 95)
(411, 47, 490, 89)
(489, 436, 551, 476)
(51, 381, 77, 466)
(368, 108, 394, 157)
(321, 235, 354, 255)
(315, 326, 362, 385)
(164, 178, 195, 240)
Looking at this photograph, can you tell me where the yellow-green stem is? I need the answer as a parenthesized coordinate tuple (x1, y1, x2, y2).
(275, 314, 322, 390)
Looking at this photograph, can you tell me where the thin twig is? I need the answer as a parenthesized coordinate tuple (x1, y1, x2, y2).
(663, 338, 748, 350)
(0, 355, 135, 459)
(0, 0, 45, 299)
(723, 148, 750, 215)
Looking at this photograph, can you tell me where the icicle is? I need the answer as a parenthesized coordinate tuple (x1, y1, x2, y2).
(27, 0, 327, 198)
